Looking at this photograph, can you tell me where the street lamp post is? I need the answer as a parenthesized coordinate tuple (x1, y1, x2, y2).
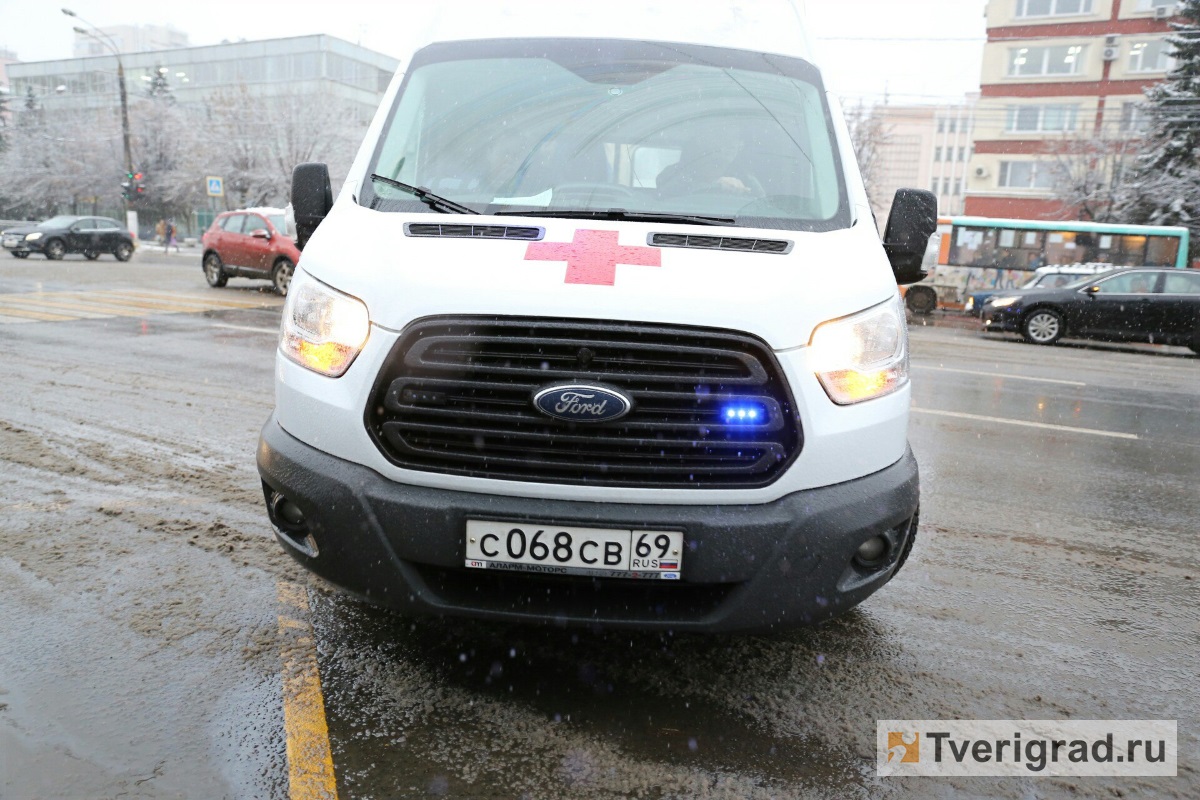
(62, 8, 133, 210)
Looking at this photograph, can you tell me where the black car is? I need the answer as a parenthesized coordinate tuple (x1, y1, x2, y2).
(2, 215, 136, 261)
(982, 268, 1200, 353)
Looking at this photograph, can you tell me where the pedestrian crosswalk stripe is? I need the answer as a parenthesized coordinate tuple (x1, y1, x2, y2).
(0, 305, 80, 321)
(100, 290, 280, 309)
(0, 289, 283, 324)
(0, 295, 183, 316)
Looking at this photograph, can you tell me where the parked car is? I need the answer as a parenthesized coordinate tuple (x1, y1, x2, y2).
(2, 215, 135, 261)
(981, 268, 1200, 353)
(200, 208, 298, 295)
(963, 264, 1112, 316)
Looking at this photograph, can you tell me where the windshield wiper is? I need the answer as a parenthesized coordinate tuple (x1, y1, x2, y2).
(493, 209, 736, 226)
(369, 174, 477, 215)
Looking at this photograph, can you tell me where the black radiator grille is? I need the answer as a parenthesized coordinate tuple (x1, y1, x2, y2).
(365, 317, 802, 488)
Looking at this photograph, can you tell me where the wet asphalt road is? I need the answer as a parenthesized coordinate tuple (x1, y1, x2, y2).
(1, 251, 1197, 799)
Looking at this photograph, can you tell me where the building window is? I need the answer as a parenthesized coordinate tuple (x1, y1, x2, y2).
(1008, 45, 1087, 77)
(1016, 0, 1094, 17)
(1005, 104, 1079, 132)
(943, 178, 953, 196)
(1129, 40, 1175, 73)
(998, 161, 1058, 189)
(958, 146, 968, 162)
(937, 118, 945, 133)
(931, 179, 940, 194)
(953, 178, 963, 196)
(1120, 102, 1152, 132)
(934, 146, 943, 162)
(947, 119, 957, 133)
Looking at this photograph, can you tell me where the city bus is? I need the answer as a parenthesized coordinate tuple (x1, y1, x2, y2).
(904, 216, 1192, 314)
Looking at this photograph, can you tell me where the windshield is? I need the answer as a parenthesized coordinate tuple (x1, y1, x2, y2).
(39, 216, 78, 229)
(362, 39, 850, 232)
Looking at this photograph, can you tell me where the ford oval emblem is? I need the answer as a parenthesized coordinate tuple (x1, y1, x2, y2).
(533, 384, 632, 423)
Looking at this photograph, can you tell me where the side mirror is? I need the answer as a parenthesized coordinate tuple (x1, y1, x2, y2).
(883, 188, 938, 285)
(292, 162, 333, 251)
(1085, 285, 1101, 296)
(250, 228, 271, 240)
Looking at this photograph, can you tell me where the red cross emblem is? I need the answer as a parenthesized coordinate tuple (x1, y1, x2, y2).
(525, 229, 662, 286)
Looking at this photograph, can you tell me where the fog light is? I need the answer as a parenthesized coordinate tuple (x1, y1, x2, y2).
(855, 535, 889, 565)
(278, 499, 305, 526)
(270, 492, 306, 529)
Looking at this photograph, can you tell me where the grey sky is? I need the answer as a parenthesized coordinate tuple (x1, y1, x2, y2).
(0, 0, 987, 103)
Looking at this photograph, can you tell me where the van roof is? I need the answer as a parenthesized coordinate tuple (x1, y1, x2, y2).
(408, 0, 815, 63)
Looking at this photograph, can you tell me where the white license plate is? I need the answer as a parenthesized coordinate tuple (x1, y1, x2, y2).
(465, 520, 683, 580)
(2, 238, 18, 248)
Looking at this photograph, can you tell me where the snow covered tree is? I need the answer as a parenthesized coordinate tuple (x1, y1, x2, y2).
(0, 104, 122, 218)
(201, 84, 366, 209)
(1047, 130, 1142, 222)
(1117, 0, 1200, 258)
(129, 97, 207, 229)
(145, 66, 176, 105)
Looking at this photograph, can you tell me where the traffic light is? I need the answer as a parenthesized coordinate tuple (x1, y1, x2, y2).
(122, 172, 146, 200)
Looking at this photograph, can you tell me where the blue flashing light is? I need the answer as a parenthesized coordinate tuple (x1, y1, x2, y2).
(721, 403, 767, 424)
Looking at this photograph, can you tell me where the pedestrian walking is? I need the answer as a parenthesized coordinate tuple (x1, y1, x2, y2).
(155, 218, 166, 245)
(164, 219, 180, 254)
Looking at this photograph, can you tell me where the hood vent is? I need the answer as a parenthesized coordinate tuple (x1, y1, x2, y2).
(404, 223, 544, 241)
(649, 233, 792, 255)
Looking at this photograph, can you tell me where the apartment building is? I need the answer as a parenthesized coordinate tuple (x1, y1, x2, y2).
(869, 98, 977, 225)
(966, 0, 1180, 219)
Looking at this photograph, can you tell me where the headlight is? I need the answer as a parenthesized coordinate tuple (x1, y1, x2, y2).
(809, 295, 908, 405)
(279, 270, 370, 377)
(988, 296, 1022, 308)
(964, 297, 975, 312)
(25, 232, 43, 241)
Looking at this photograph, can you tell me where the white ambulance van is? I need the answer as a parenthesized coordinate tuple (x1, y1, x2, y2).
(257, 2, 936, 633)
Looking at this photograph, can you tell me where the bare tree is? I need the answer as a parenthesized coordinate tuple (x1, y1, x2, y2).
(1046, 130, 1142, 223)
(200, 84, 366, 209)
(842, 100, 892, 219)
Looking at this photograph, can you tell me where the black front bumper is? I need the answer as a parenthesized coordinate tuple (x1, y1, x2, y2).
(258, 416, 919, 633)
(981, 306, 1022, 332)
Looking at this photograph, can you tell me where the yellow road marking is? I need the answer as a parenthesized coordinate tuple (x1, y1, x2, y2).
(101, 290, 281, 309)
(0, 289, 282, 324)
(0, 305, 79, 321)
(91, 292, 273, 311)
(0, 296, 166, 316)
(277, 581, 339, 800)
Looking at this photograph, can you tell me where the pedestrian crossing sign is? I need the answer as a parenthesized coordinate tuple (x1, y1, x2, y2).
(206, 176, 224, 197)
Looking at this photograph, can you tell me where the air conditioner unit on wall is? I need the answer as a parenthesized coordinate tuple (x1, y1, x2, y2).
(1105, 34, 1120, 46)
(1154, 6, 1173, 20)
(973, 165, 990, 179)
(1103, 46, 1120, 61)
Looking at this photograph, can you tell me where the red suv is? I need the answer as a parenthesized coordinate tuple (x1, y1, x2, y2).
(201, 208, 299, 295)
